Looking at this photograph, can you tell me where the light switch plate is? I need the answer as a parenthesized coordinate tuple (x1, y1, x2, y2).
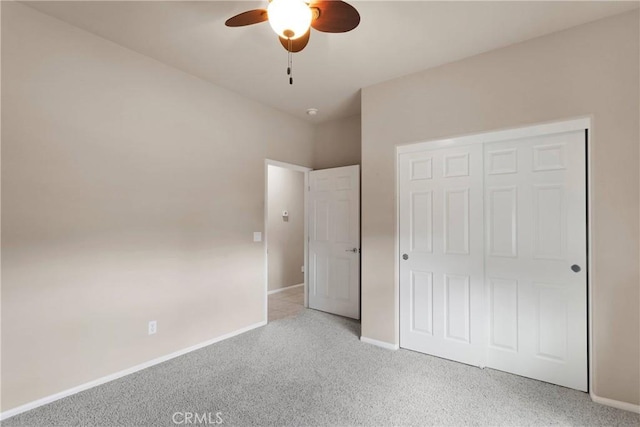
(253, 232, 262, 242)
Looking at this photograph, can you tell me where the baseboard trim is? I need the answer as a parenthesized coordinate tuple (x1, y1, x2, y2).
(267, 283, 303, 295)
(591, 393, 640, 414)
(0, 320, 267, 421)
(360, 336, 399, 350)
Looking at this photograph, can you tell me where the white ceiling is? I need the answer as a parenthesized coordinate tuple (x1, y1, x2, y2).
(25, 1, 639, 123)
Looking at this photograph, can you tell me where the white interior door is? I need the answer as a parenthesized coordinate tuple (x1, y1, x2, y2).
(398, 126, 588, 392)
(484, 130, 587, 391)
(399, 145, 485, 366)
(308, 165, 360, 319)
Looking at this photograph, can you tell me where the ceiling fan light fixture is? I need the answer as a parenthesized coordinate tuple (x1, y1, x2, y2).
(267, 0, 312, 40)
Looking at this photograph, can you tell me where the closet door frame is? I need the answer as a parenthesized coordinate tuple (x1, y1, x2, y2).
(395, 116, 592, 390)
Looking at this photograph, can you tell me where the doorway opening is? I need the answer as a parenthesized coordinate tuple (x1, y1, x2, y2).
(265, 160, 311, 323)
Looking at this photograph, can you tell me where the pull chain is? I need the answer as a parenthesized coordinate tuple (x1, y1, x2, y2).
(287, 38, 293, 85)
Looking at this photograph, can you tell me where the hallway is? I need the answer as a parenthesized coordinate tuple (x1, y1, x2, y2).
(268, 285, 304, 322)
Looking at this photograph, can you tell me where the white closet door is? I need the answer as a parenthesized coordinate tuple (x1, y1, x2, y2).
(308, 165, 360, 320)
(484, 130, 587, 391)
(399, 145, 485, 366)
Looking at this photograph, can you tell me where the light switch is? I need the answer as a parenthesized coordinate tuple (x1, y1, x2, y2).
(253, 232, 262, 242)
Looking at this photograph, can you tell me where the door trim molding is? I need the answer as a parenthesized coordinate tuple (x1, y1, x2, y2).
(264, 160, 312, 321)
(394, 116, 605, 404)
(396, 117, 591, 154)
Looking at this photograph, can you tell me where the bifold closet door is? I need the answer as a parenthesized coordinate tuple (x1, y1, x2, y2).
(484, 131, 587, 391)
(399, 144, 485, 367)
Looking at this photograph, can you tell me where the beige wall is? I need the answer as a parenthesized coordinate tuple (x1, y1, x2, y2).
(361, 10, 639, 406)
(313, 114, 361, 169)
(1, 3, 316, 411)
(267, 165, 305, 292)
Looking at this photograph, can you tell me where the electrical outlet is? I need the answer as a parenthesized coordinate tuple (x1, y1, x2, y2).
(148, 320, 157, 335)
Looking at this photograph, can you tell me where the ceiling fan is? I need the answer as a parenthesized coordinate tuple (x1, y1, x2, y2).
(225, 0, 360, 84)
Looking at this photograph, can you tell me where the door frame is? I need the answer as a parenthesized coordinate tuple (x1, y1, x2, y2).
(395, 116, 593, 390)
(264, 159, 312, 323)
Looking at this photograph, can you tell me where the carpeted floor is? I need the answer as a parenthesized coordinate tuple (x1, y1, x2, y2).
(4, 309, 639, 426)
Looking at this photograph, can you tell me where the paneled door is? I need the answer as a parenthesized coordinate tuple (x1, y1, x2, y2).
(398, 125, 588, 391)
(399, 145, 485, 366)
(308, 165, 360, 319)
(484, 131, 587, 391)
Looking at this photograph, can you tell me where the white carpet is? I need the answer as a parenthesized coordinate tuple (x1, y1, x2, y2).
(4, 309, 639, 426)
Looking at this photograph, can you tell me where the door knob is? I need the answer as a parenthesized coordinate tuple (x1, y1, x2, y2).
(571, 264, 581, 273)
(402, 254, 409, 260)
(345, 248, 359, 253)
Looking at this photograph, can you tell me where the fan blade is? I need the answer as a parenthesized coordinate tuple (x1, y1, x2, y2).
(279, 30, 311, 53)
(310, 0, 360, 33)
(225, 9, 268, 27)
